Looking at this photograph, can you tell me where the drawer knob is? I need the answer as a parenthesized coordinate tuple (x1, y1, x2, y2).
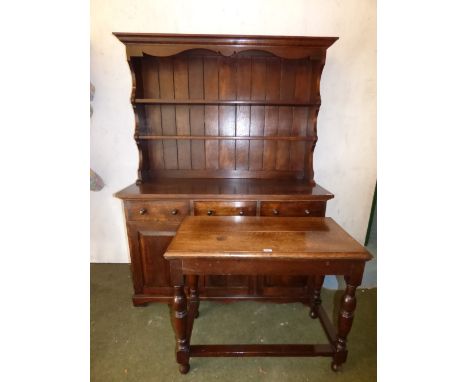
(139, 208, 147, 215)
(304, 209, 311, 215)
(207, 210, 214, 216)
(273, 209, 279, 215)
(171, 209, 178, 215)
(239, 210, 245, 216)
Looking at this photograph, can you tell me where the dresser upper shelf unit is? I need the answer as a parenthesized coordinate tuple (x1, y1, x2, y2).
(114, 33, 338, 184)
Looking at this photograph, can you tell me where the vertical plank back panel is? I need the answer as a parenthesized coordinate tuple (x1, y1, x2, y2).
(141, 58, 165, 169)
(276, 60, 296, 170)
(141, 58, 159, 99)
(249, 58, 266, 170)
(294, 60, 313, 102)
(263, 58, 281, 170)
(289, 108, 308, 170)
(134, 52, 326, 180)
(218, 57, 236, 170)
(147, 120, 165, 170)
(290, 60, 312, 171)
(173, 56, 191, 169)
(235, 57, 251, 170)
(133, 59, 152, 177)
(188, 57, 206, 169)
(204, 56, 219, 169)
(158, 57, 178, 169)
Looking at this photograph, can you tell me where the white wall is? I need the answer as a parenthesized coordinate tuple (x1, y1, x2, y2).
(90, 0, 376, 287)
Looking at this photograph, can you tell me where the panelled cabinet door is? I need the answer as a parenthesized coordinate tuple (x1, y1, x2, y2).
(127, 224, 175, 297)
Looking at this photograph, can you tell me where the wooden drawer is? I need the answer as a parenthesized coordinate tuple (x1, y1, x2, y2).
(125, 201, 190, 222)
(260, 201, 326, 217)
(193, 201, 257, 216)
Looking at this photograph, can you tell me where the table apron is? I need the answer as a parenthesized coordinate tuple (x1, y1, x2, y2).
(179, 258, 365, 276)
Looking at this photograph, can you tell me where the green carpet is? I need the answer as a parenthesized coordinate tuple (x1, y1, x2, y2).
(91, 264, 376, 381)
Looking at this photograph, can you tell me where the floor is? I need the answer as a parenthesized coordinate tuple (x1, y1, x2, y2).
(91, 264, 376, 381)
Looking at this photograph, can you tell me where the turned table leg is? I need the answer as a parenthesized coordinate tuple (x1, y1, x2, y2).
(309, 275, 325, 319)
(186, 275, 200, 341)
(172, 284, 190, 374)
(188, 275, 200, 319)
(332, 273, 361, 372)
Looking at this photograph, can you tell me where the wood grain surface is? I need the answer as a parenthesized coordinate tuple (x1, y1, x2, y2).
(165, 217, 372, 260)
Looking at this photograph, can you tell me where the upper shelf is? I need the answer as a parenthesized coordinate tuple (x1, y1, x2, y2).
(113, 33, 339, 60)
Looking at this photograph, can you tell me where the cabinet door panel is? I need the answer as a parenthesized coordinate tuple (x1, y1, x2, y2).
(138, 232, 173, 287)
(126, 222, 176, 296)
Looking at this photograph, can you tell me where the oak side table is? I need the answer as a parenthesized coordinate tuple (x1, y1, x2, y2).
(163, 216, 372, 374)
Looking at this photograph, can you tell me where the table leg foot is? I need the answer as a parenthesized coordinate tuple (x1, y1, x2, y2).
(309, 275, 325, 319)
(331, 361, 342, 372)
(179, 363, 190, 374)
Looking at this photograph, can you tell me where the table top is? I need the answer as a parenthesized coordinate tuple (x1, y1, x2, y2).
(164, 217, 372, 261)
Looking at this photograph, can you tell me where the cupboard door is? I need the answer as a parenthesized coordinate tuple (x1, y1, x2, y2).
(139, 232, 173, 290)
(127, 224, 175, 297)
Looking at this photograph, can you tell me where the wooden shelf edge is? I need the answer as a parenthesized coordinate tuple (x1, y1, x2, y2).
(134, 98, 320, 106)
(136, 135, 316, 141)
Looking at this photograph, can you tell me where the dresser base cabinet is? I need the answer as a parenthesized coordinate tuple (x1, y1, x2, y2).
(116, 179, 334, 306)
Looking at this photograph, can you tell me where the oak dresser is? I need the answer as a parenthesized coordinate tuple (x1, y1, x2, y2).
(114, 33, 338, 306)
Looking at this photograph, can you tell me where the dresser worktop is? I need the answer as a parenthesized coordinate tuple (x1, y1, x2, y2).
(115, 179, 334, 201)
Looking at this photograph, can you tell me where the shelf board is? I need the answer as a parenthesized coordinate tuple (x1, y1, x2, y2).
(136, 135, 315, 141)
(134, 98, 320, 107)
